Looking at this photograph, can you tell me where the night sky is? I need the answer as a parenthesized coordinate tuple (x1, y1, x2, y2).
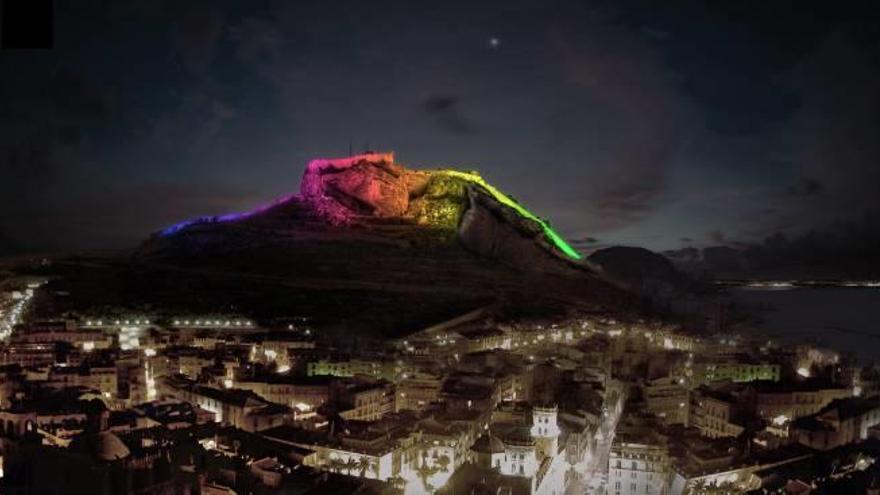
(1, 0, 879, 255)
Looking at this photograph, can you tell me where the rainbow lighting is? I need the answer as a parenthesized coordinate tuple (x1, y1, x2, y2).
(159, 193, 297, 236)
(437, 170, 582, 260)
(158, 154, 582, 261)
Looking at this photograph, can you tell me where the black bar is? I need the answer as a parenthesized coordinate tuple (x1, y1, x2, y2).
(2, 0, 54, 49)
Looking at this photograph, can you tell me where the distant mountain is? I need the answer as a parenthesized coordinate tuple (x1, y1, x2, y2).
(29, 153, 635, 339)
(665, 220, 880, 280)
(588, 246, 690, 299)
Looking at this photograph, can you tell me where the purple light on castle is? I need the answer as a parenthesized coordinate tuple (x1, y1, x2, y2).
(159, 153, 393, 237)
(159, 193, 298, 236)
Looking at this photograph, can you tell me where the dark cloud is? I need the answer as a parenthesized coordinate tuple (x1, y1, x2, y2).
(675, 215, 880, 279)
(172, 7, 225, 75)
(42, 70, 113, 120)
(664, 246, 699, 262)
(3, 182, 261, 251)
(422, 96, 475, 134)
(679, 237, 693, 243)
(592, 182, 668, 231)
(618, 1, 848, 136)
(571, 236, 600, 245)
(783, 30, 880, 222)
(707, 230, 726, 245)
(786, 177, 824, 197)
(229, 18, 283, 62)
(0, 68, 113, 184)
(548, 9, 692, 234)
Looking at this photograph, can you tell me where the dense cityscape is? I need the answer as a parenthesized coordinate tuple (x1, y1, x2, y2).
(1, 251, 879, 494)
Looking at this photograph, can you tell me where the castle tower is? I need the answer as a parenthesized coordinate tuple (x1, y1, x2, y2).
(531, 404, 560, 459)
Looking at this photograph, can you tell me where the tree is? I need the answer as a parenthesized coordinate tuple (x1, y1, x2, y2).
(686, 480, 706, 494)
(686, 479, 740, 495)
(357, 456, 373, 478)
(326, 457, 344, 474)
(344, 457, 359, 476)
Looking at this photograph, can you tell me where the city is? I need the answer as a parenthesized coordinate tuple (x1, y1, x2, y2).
(2, 1, 880, 494)
(1, 245, 879, 494)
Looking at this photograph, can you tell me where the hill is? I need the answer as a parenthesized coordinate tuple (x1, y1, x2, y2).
(24, 153, 635, 339)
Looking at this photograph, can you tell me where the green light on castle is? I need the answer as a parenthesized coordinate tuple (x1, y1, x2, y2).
(438, 170, 583, 260)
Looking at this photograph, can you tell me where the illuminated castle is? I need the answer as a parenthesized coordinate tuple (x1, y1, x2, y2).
(157, 152, 583, 261)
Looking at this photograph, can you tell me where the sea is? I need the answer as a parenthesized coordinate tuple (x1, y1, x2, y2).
(729, 286, 880, 363)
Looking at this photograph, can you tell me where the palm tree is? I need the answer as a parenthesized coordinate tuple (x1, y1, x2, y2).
(344, 457, 359, 476)
(357, 456, 373, 478)
(326, 457, 344, 474)
(710, 481, 739, 494)
(686, 480, 739, 495)
(686, 479, 706, 494)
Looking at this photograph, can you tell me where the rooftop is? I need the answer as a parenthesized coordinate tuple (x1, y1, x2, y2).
(472, 432, 505, 454)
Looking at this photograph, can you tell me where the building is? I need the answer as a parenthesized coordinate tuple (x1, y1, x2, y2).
(608, 414, 671, 495)
(531, 405, 560, 460)
(46, 365, 118, 398)
(396, 371, 443, 412)
(306, 357, 405, 381)
(690, 358, 780, 386)
(655, 328, 699, 352)
(0, 390, 92, 445)
(441, 404, 567, 495)
(261, 422, 415, 483)
(159, 375, 290, 432)
(0, 343, 57, 368)
(337, 380, 395, 422)
(1, 399, 191, 495)
(12, 326, 113, 351)
(459, 327, 509, 353)
(500, 426, 539, 478)
(690, 386, 747, 439)
(790, 396, 880, 450)
(644, 376, 689, 426)
(0, 364, 23, 408)
(753, 381, 852, 422)
(235, 374, 331, 411)
(665, 431, 811, 495)
(246, 331, 316, 370)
